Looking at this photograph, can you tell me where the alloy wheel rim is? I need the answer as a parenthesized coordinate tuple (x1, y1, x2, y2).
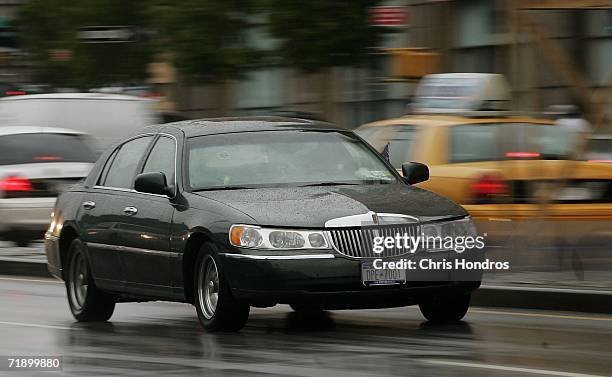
(198, 256, 219, 320)
(70, 251, 88, 310)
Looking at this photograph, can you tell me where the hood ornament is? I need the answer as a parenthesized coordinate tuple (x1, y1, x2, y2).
(371, 213, 379, 225)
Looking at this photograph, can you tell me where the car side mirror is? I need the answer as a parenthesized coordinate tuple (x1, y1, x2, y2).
(134, 172, 171, 196)
(401, 162, 429, 184)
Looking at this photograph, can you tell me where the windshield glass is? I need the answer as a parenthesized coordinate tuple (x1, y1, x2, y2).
(356, 125, 417, 169)
(187, 130, 397, 190)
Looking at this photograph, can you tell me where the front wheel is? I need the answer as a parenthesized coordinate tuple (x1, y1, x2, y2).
(419, 293, 470, 323)
(66, 239, 115, 322)
(194, 245, 250, 332)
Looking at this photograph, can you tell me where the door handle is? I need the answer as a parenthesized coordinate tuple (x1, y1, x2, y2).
(123, 206, 138, 216)
(82, 201, 96, 210)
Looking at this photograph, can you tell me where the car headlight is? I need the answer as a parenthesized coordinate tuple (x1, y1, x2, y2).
(421, 217, 478, 252)
(229, 225, 330, 250)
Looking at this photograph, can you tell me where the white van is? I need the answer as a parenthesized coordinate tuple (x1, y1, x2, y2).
(0, 93, 160, 151)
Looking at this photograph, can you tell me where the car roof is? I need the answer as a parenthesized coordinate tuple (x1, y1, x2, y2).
(359, 115, 553, 128)
(0, 126, 87, 136)
(156, 116, 345, 138)
(0, 92, 153, 102)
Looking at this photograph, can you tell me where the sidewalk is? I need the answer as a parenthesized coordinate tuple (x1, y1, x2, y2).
(0, 241, 47, 262)
(0, 241, 50, 277)
(473, 271, 612, 314)
(1, 243, 611, 313)
(483, 271, 612, 290)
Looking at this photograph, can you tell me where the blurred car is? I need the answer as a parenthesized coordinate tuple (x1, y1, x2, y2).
(586, 135, 612, 163)
(90, 84, 156, 97)
(269, 110, 326, 121)
(357, 115, 612, 248)
(46, 117, 482, 331)
(0, 127, 95, 246)
(0, 93, 160, 151)
(357, 73, 612, 251)
(0, 83, 52, 97)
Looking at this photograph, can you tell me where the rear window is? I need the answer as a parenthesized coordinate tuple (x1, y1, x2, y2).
(450, 123, 569, 163)
(0, 133, 96, 165)
(356, 125, 417, 168)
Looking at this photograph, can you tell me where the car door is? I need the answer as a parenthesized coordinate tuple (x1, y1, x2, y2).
(79, 135, 154, 290)
(118, 134, 177, 296)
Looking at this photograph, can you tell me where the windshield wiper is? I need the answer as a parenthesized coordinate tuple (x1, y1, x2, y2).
(299, 182, 360, 187)
(363, 178, 395, 185)
(193, 186, 257, 192)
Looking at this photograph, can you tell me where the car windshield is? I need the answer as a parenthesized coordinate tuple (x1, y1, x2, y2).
(187, 130, 397, 190)
(0, 133, 96, 165)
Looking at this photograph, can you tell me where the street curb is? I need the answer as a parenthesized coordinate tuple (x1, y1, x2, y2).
(473, 285, 612, 314)
(0, 259, 52, 278)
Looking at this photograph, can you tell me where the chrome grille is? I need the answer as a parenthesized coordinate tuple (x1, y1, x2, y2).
(328, 223, 421, 258)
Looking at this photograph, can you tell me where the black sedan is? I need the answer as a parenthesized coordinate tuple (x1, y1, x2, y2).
(45, 117, 482, 331)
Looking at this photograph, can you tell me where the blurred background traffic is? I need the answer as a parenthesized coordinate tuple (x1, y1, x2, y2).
(0, 0, 611, 287)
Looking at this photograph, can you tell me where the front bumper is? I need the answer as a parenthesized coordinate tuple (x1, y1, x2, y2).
(44, 232, 62, 279)
(219, 250, 483, 309)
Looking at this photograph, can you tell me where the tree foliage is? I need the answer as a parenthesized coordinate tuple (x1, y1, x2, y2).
(16, 1, 383, 88)
(17, 0, 153, 88)
(265, 0, 383, 72)
(148, 0, 256, 82)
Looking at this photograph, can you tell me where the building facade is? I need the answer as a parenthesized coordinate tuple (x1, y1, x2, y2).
(409, 0, 611, 118)
(175, 0, 610, 128)
(1, 1, 609, 128)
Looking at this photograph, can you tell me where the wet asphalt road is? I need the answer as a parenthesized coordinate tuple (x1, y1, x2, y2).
(0, 276, 611, 377)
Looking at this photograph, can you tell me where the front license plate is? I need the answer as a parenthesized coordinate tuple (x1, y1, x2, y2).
(361, 261, 406, 286)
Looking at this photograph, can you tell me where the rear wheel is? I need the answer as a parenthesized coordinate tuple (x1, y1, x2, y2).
(66, 239, 115, 322)
(419, 293, 470, 323)
(194, 244, 249, 332)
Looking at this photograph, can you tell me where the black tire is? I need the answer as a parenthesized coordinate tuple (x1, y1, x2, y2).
(194, 243, 250, 332)
(65, 239, 115, 322)
(419, 293, 471, 323)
